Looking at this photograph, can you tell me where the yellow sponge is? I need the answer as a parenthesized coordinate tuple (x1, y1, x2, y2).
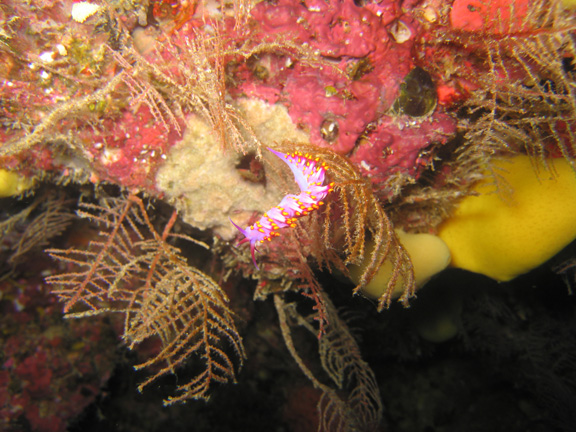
(438, 156, 576, 281)
(0, 169, 32, 198)
(350, 230, 451, 299)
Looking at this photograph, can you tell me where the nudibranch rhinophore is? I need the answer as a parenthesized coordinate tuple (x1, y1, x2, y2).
(230, 148, 334, 268)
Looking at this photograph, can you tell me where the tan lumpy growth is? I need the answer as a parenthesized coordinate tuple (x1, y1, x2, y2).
(155, 99, 309, 240)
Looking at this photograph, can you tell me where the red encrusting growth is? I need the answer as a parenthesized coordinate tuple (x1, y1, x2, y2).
(231, 148, 334, 268)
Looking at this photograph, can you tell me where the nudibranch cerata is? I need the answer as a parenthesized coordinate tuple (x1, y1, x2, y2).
(230, 148, 334, 269)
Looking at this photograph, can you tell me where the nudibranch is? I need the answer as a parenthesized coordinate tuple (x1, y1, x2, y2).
(230, 148, 334, 269)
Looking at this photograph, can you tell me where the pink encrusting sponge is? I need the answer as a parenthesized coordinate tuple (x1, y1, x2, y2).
(230, 148, 334, 268)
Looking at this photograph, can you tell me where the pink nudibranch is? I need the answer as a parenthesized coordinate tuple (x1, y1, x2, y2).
(230, 148, 334, 268)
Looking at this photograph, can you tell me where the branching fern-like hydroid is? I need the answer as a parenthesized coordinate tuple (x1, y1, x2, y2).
(258, 141, 416, 312)
(429, 0, 576, 167)
(45, 193, 244, 404)
(275, 293, 383, 432)
(119, 23, 340, 155)
(0, 189, 75, 268)
(392, 0, 576, 231)
(0, 2, 332, 160)
(215, 141, 416, 429)
(220, 141, 417, 430)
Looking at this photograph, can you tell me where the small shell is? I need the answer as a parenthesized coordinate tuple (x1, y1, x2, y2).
(392, 67, 437, 117)
(71, 2, 101, 23)
(389, 20, 412, 44)
(320, 118, 339, 143)
(422, 6, 438, 23)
